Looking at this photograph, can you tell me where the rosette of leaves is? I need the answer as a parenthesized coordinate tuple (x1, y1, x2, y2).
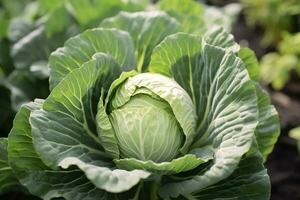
(2, 11, 280, 200)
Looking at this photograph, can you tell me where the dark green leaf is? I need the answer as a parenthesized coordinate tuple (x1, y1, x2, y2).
(254, 85, 280, 161)
(49, 28, 136, 89)
(31, 54, 122, 168)
(0, 138, 23, 194)
(100, 11, 180, 71)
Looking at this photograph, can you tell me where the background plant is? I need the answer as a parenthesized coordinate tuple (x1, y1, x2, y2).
(241, 0, 300, 47)
(260, 32, 300, 90)
(289, 127, 300, 153)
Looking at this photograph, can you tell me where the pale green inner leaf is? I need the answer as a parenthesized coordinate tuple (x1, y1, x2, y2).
(114, 153, 212, 175)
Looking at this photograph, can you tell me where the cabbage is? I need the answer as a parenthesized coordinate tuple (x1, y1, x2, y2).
(1, 11, 280, 200)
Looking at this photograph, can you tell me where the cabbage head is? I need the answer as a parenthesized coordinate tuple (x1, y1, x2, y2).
(1, 11, 280, 200)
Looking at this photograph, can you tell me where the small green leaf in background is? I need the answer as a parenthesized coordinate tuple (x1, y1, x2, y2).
(0, 10, 9, 40)
(241, 0, 300, 46)
(11, 26, 73, 70)
(279, 32, 300, 55)
(65, 0, 123, 27)
(39, 0, 63, 12)
(5, 70, 49, 111)
(289, 127, 300, 153)
(32, 55, 122, 168)
(45, 6, 70, 38)
(260, 53, 297, 90)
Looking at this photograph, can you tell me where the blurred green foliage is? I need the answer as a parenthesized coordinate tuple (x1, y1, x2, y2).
(260, 32, 300, 90)
(243, 0, 300, 96)
(242, 0, 300, 47)
(289, 127, 300, 153)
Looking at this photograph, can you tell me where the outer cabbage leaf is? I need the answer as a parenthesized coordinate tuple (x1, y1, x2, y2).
(239, 48, 280, 160)
(100, 11, 180, 72)
(254, 84, 280, 160)
(5, 70, 49, 111)
(289, 127, 300, 153)
(59, 157, 150, 193)
(238, 48, 260, 81)
(260, 53, 296, 90)
(31, 54, 121, 168)
(7, 100, 130, 199)
(149, 33, 201, 80)
(30, 54, 149, 194)
(180, 144, 270, 200)
(0, 138, 23, 194)
(149, 32, 258, 197)
(148, 27, 239, 80)
(49, 28, 136, 89)
(39, 0, 63, 12)
(8, 100, 48, 173)
(204, 3, 241, 33)
(203, 27, 239, 53)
